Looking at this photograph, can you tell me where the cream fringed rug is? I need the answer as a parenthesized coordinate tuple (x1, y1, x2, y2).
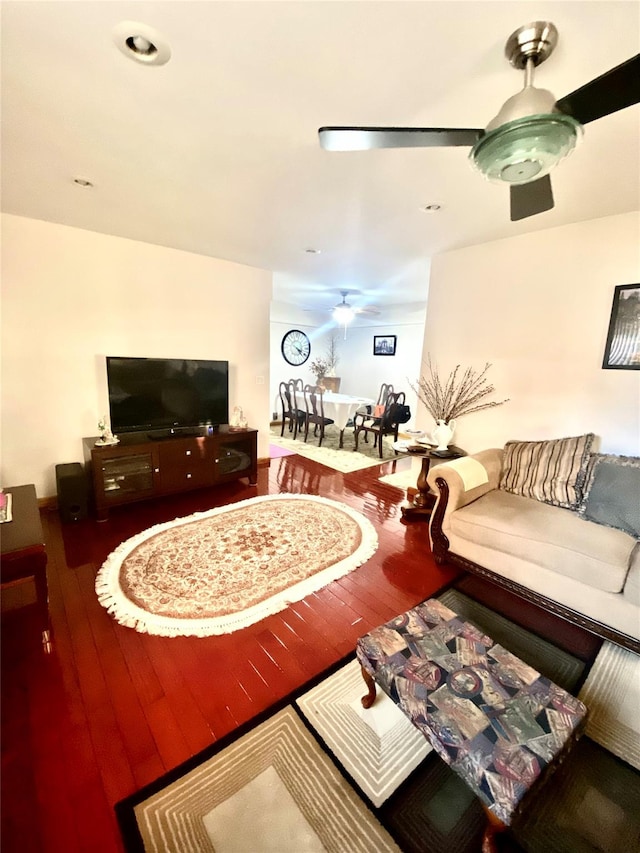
(96, 494, 378, 637)
(270, 423, 401, 473)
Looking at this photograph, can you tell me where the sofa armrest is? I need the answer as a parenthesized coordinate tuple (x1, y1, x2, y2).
(427, 448, 503, 562)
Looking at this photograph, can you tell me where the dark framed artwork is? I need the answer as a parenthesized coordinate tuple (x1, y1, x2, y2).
(602, 284, 640, 370)
(373, 335, 396, 356)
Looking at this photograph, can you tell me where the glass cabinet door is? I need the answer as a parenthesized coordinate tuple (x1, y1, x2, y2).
(101, 453, 155, 500)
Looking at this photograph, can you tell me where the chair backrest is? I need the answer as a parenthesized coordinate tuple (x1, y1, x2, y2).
(303, 384, 325, 421)
(279, 380, 302, 418)
(278, 381, 292, 415)
(376, 383, 394, 407)
(289, 378, 303, 411)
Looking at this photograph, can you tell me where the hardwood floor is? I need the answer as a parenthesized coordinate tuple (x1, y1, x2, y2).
(1, 450, 459, 852)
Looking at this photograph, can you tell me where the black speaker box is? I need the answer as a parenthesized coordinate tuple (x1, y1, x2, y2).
(56, 462, 88, 522)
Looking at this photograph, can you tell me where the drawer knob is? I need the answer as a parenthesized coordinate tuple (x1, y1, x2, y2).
(186, 450, 192, 456)
(154, 468, 160, 473)
(186, 473, 192, 479)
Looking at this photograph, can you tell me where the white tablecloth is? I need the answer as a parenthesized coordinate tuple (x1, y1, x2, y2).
(322, 392, 373, 431)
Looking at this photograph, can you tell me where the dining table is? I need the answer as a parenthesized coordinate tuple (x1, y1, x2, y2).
(321, 391, 374, 448)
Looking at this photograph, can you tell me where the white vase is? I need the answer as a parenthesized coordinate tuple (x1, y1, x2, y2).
(432, 419, 455, 451)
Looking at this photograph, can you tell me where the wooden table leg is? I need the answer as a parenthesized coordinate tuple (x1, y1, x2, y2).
(360, 665, 377, 709)
(32, 551, 53, 653)
(481, 805, 507, 853)
(400, 456, 438, 521)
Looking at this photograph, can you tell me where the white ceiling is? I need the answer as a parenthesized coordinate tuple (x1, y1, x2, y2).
(2, 1, 639, 314)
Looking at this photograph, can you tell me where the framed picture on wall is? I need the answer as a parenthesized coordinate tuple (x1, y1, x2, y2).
(373, 335, 396, 356)
(602, 284, 640, 370)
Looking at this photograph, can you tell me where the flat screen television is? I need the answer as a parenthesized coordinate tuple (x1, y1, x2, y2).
(106, 356, 229, 436)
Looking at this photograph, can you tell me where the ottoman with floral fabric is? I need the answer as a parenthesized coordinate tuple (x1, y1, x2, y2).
(356, 598, 588, 850)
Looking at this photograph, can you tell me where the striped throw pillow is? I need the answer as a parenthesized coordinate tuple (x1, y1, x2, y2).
(499, 433, 595, 509)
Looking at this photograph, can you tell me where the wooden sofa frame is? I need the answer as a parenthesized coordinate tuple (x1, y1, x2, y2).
(430, 476, 640, 655)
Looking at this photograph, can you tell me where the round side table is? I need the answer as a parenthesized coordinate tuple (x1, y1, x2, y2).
(393, 443, 466, 521)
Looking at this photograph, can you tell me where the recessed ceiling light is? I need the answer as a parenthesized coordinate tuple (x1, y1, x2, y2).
(73, 177, 93, 188)
(113, 21, 171, 66)
(304, 248, 322, 254)
(420, 203, 442, 212)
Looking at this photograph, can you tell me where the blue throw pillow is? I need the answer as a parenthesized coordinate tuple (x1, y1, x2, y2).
(579, 454, 640, 539)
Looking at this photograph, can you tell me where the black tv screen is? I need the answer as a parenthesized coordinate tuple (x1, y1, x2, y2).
(106, 356, 229, 434)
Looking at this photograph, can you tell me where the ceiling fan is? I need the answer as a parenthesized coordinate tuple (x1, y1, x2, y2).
(329, 291, 381, 338)
(319, 22, 640, 221)
(306, 290, 381, 331)
(331, 291, 381, 323)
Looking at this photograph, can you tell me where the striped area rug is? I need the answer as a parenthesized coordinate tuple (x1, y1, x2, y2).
(578, 641, 640, 771)
(116, 590, 640, 853)
(120, 705, 400, 853)
(296, 658, 432, 807)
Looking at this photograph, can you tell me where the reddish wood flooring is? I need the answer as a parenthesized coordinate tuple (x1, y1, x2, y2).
(2, 450, 459, 852)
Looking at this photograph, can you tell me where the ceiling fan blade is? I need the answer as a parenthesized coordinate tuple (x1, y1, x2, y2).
(555, 54, 640, 125)
(510, 175, 554, 221)
(318, 126, 483, 151)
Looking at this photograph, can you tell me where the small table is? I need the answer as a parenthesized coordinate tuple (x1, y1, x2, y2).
(356, 599, 587, 851)
(1, 484, 50, 647)
(393, 442, 465, 520)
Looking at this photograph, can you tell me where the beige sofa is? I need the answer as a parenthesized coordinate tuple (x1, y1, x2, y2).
(427, 447, 640, 653)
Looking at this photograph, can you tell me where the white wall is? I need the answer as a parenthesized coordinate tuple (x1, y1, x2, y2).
(271, 301, 427, 428)
(1, 214, 272, 497)
(270, 301, 331, 417)
(422, 212, 640, 455)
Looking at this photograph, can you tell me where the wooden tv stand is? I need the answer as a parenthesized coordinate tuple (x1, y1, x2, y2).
(83, 427, 258, 521)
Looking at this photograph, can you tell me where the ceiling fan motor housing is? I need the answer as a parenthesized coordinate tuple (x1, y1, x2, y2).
(471, 21, 582, 185)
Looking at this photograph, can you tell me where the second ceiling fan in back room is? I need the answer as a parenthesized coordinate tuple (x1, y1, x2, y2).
(332, 291, 380, 338)
(319, 22, 640, 221)
(308, 290, 381, 338)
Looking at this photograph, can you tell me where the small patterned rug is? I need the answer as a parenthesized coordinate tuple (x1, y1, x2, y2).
(96, 494, 378, 637)
(270, 423, 402, 473)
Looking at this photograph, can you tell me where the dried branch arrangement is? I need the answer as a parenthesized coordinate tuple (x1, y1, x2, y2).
(410, 357, 509, 423)
(325, 334, 340, 373)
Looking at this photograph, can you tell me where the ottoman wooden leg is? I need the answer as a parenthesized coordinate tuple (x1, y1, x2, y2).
(360, 666, 377, 709)
(481, 805, 507, 853)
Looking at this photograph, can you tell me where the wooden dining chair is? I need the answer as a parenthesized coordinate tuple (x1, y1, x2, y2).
(354, 390, 406, 458)
(353, 382, 394, 443)
(302, 384, 334, 447)
(278, 379, 305, 439)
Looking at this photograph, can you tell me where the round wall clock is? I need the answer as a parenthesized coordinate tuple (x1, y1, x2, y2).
(281, 329, 311, 366)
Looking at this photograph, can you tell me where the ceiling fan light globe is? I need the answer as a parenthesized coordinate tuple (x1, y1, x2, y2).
(333, 305, 355, 324)
(485, 87, 558, 131)
(470, 114, 582, 185)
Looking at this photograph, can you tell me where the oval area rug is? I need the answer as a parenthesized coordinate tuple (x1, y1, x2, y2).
(96, 494, 378, 637)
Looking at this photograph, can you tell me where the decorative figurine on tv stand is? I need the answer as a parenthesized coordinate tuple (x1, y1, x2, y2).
(229, 405, 248, 431)
(95, 415, 119, 447)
